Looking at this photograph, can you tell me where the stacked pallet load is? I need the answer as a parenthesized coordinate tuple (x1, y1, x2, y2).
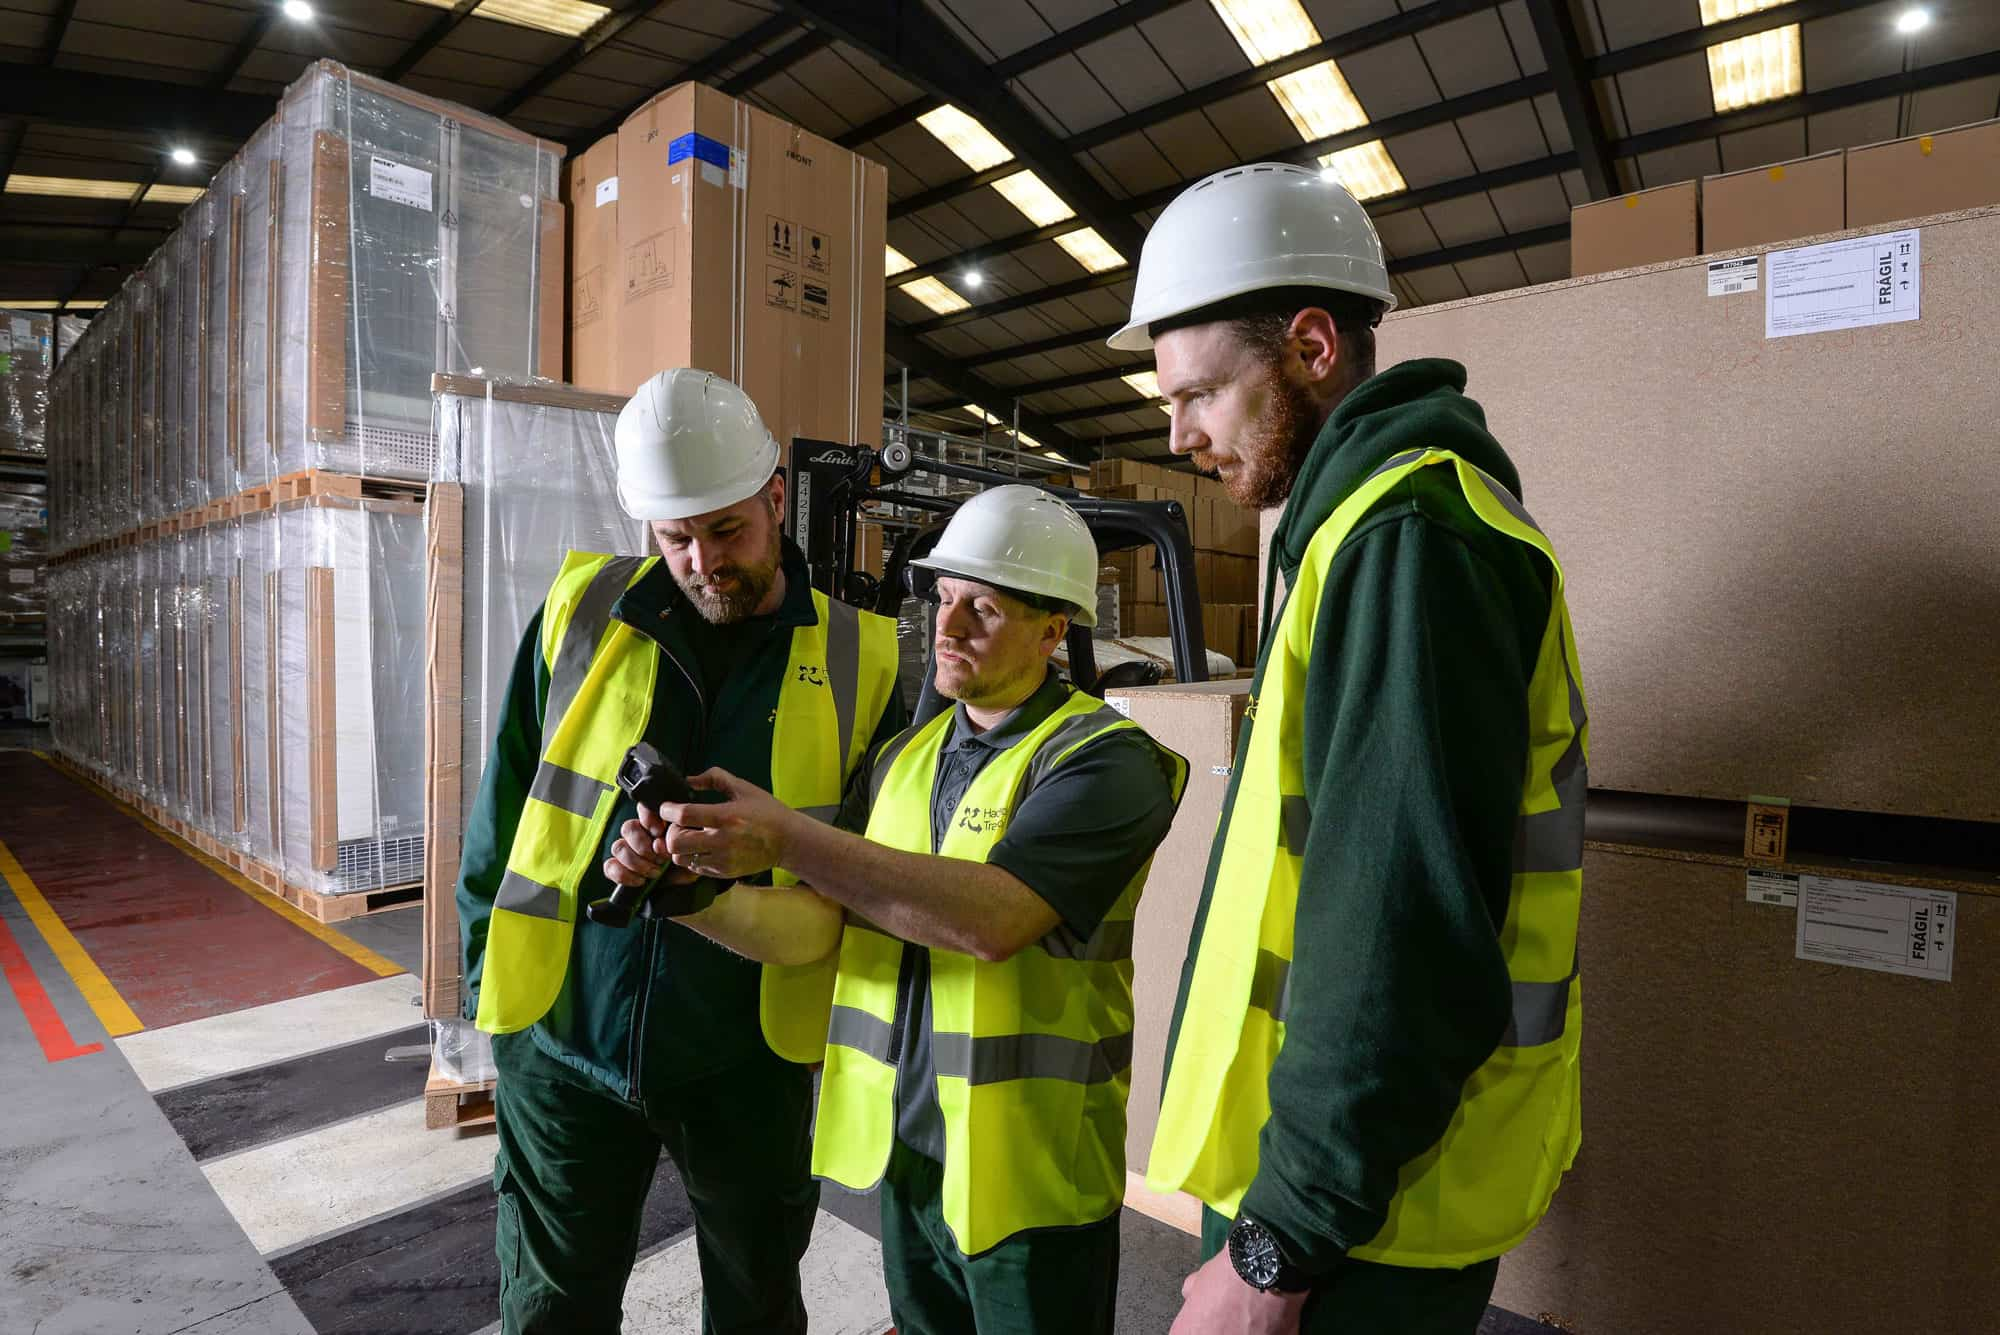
(1090, 458, 1261, 670)
(43, 60, 563, 923)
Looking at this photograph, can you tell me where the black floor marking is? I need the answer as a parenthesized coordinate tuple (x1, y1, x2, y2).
(155, 1024, 432, 1161)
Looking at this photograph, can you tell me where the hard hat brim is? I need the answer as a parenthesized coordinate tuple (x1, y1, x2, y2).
(911, 554, 1098, 628)
(617, 448, 778, 522)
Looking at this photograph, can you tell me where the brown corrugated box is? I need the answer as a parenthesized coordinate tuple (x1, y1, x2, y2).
(1846, 118, 2000, 229)
(615, 83, 888, 451)
(1702, 151, 1845, 254)
(1570, 180, 1699, 277)
(1102, 678, 1251, 1231)
(567, 134, 619, 392)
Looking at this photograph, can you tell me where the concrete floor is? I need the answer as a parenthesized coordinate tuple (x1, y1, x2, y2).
(3, 738, 1565, 1333)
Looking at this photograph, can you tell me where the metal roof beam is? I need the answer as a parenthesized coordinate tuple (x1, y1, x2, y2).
(572, 12, 798, 148)
(1589, 0, 1882, 79)
(493, 0, 670, 119)
(1525, 0, 1615, 199)
(387, 0, 480, 82)
(0, 63, 273, 148)
(901, 268, 1130, 337)
(719, 27, 832, 94)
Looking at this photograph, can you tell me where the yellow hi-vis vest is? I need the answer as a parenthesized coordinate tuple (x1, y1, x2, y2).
(1148, 448, 1588, 1268)
(474, 550, 900, 1064)
(812, 688, 1188, 1256)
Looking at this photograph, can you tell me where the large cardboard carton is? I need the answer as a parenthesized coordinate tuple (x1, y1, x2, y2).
(1102, 679, 1252, 1233)
(1846, 118, 2000, 228)
(1701, 152, 1844, 253)
(1570, 181, 1699, 277)
(567, 135, 620, 392)
(615, 84, 888, 453)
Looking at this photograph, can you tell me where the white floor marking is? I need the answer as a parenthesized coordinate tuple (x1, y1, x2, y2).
(621, 1209, 893, 1334)
(117, 973, 423, 1092)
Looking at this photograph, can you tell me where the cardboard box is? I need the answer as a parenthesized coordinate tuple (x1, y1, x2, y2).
(855, 520, 885, 577)
(1127, 601, 1169, 638)
(616, 83, 888, 453)
(1099, 680, 1252, 1195)
(1846, 119, 2000, 229)
(1106, 548, 1165, 606)
(1091, 458, 1197, 495)
(1210, 499, 1259, 555)
(1701, 152, 1844, 253)
(1210, 553, 1257, 604)
(1570, 181, 1699, 277)
(567, 134, 620, 392)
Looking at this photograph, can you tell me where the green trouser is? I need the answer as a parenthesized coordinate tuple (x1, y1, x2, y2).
(491, 1031, 817, 1335)
(1200, 1208, 1499, 1334)
(879, 1139, 1120, 1334)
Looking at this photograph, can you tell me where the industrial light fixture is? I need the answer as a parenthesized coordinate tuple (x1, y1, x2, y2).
(143, 184, 206, 205)
(1320, 141, 1407, 200)
(1267, 60, 1370, 141)
(1208, 0, 1319, 63)
(3, 174, 144, 200)
(408, 0, 609, 38)
(281, 0, 314, 20)
(1121, 370, 1162, 399)
(961, 269, 985, 290)
(960, 403, 1043, 450)
(1053, 227, 1125, 273)
(989, 170, 1075, 227)
(885, 245, 915, 278)
(899, 276, 971, 315)
(917, 104, 1014, 172)
(1697, 0, 1791, 19)
(1896, 7, 1930, 33)
(1704, 24, 1802, 111)
(169, 146, 196, 166)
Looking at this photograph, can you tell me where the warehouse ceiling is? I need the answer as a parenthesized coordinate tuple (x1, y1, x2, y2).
(2, 0, 1997, 461)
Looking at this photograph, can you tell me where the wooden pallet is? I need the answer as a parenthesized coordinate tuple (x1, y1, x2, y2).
(424, 1058, 497, 1132)
(240, 468, 428, 513)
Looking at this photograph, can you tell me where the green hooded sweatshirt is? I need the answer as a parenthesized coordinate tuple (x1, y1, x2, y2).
(1166, 358, 1557, 1278)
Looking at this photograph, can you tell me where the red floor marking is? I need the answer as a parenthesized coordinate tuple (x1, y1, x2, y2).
(7, 755, 379, 1028)
(0, 909, 103, 1061)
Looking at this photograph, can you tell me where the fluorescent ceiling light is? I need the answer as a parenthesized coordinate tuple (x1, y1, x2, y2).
(143, 184, 206, 205)
(1319, 141, 1406, 200)
(1705, 24, 1802, 111)
(990, 170, 1074, 227)
(1895, 7, 1930, 33)
(1121, 370, 1162, 399)
(282, 0, 314, 20)
(1041, 449, 1067, 461)
(4, 174, 142, 200)
(1053, 227, 1125, 273)
(1698, 0, 1791, 20)
(917, 105, 1014, 172)
(900, 276, 970, 315)
(885, 245, 915, 278)
(0, 299, 106, 311)
(1209, 0, 1320, 63)
(960, 404, 1043, 449)
(410, 0, 610, 37)
(1266, 59, 1369, 141)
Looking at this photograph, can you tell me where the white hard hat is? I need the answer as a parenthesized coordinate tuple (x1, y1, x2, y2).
(1108, 161, 1395, 351)
(913, 485, 1099, 627)
(614, 369, 780, 521)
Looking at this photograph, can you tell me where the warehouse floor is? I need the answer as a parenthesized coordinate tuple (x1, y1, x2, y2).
(3, 741, 1561, 1334)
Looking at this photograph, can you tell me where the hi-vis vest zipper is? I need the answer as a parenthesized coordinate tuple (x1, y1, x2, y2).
(1149, 449, 1588, 1268)
(812, 689, 1188, 1256)
(474, 551, 900, 1065)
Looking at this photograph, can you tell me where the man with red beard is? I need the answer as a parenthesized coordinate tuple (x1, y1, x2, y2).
(1123, 165, 1590, 1335)
(457, 369, 905, 1334)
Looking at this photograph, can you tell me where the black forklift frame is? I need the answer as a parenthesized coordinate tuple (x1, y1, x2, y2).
(787, 437, 1209, 693)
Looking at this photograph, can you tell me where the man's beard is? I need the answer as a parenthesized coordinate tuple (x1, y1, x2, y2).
(677, 539, 781, 624)
(1225, 366, 1320, 511)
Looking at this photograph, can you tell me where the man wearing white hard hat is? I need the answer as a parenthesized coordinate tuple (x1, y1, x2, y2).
(607, 485, 1186, 1333)
(456, 368, 905, 1334)
(1120, 164, 1589, 1333)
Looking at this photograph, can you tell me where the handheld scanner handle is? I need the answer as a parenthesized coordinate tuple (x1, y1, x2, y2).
(616, 741, 697, 810)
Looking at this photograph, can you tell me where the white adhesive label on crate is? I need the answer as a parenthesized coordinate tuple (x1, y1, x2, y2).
(1795, 875, 1954, 982)
(8, 569, 32, 585)
(1746, 869, 1799, 907)
(1707, 256, 1758, 296)
(1105, 696, 1132, 719)
(596, 175, 619, 208)
(1765, 228, 1919, 339)
(368, 156, 434, 212)
(700, 162, 727, 188)
(730, 149, 747, 189)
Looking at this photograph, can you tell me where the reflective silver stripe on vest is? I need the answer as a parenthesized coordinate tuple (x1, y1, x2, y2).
(1513, 628, 1588, 876)
(1280, 794, 1311, 857)
(798, 803, 840, 825)
(1249, 948, 1292, 1021)
(544, 556, 644, 744)
(932, 1029, 1134, 1086)
(528, 761, 611, 820)
(827, 1003, 897, 1063)
(824, 597, 862, 770)
(1038, 916, 1137, 962)
(1023, 703, 1127, 795)
(1502, 953, 1579, 1047)
(496, 868, 564, 921)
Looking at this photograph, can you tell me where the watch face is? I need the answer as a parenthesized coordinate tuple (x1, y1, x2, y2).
(1229, 1218, 1283, 1291)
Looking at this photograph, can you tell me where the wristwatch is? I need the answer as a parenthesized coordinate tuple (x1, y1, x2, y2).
(1226, 1215, 1311, 1294)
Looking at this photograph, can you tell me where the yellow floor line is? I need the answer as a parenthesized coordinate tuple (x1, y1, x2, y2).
(0, 837, 145, 1038)
(30, 752, 405, 980)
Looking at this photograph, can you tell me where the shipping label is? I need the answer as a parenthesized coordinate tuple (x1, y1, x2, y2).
(1795, 874, 1955, 982)
(368, 156, 434, 212)
(1765, 228, 1919, 339)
